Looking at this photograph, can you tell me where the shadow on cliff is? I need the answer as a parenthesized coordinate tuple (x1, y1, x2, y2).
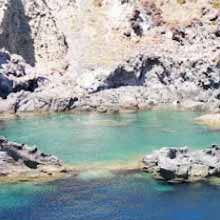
(101, 57, 165, 90)
(0, 0, 35, 66)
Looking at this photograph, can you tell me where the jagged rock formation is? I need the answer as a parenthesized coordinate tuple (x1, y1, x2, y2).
(0, 50, 50, 112)
(0, 136, 65, 182)
(0, 0, 220, 114)
(142, 145, 220, 183)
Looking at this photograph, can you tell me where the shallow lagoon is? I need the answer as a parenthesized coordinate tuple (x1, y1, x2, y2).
(0, 111, 220, 220)
(0, 111, 218, 164)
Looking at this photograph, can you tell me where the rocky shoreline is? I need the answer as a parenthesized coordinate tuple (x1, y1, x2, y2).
(142, 145, 220, 183)
(2, 136, 220, 184)
(0, 136, 140, 183)
(1, 50, 220, 115)
(0, 136, 68, 183)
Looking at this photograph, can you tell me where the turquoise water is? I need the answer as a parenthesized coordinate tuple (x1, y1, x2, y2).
(0, 111, 220, 220)
(0, 111, 218, 165)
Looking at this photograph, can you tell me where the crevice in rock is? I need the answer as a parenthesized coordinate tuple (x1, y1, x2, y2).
(0, 0, 36, 66)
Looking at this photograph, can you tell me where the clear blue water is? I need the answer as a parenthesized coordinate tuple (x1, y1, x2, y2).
(1, 173, 220, 220)
(0, 111, 220, 220)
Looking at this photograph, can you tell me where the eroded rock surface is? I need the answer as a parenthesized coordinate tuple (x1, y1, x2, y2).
(142, 145, 220, 183)
(0, 50, 50, 113)
(0, 136, 65, 182)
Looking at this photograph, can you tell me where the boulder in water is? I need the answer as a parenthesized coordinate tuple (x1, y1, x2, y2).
(142, 145, 220, 183)
(0, 136, 66, 183)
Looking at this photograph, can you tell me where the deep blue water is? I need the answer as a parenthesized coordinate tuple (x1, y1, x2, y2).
(0, 173, 220, 220)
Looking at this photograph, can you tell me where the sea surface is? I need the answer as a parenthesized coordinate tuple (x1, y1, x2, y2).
(0, 111, 220, 220)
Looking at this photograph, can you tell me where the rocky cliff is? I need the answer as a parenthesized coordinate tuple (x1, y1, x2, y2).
(0, 0, 220, 113)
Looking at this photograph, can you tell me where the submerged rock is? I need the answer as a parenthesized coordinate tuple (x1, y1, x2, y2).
(195, 114, 220, 129)
(142, 146, 220, 183)
(0, 136, 65, 183)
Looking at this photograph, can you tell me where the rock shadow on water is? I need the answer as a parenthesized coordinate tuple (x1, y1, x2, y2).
(0, 0, 35, 65)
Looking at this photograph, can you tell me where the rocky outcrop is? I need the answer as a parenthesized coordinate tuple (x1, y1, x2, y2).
(0, 50, 47, 100)
(142, 145, 220, 183)
(0, 136, 65, 182)
(74, 51, 220, 113)
(1, 48, 220, 114)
